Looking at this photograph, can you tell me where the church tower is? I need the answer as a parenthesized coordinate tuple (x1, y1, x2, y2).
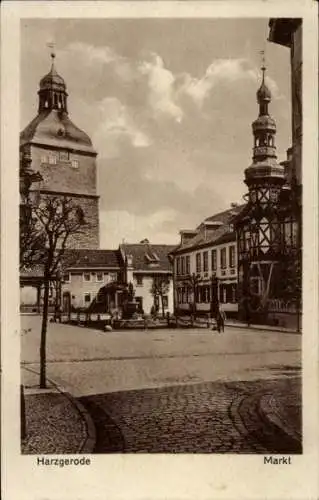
(236, 62, 286, 322)
(20, 51, 99, 249)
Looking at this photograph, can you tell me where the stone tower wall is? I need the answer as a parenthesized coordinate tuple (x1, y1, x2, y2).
(29, 144, 97, 196)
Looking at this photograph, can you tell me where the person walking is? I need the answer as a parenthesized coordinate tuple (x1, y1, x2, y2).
(216, 308, 226, 333)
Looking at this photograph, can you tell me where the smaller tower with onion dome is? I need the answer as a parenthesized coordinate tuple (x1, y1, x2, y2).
(20, 48, 99, 249)
(235, 57, 286, 324)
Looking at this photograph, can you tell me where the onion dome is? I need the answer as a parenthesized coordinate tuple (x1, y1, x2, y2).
(39, 63, 66, 91)
(252, 114, 276, 132)
(256, 65, 271, 103)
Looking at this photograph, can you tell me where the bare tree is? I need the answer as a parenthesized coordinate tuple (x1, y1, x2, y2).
(150, 276, 170, 318)
(28, 195, 86, 388)
(20, 199, 45, 270)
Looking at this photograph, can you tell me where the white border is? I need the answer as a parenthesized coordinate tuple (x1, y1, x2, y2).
(1, 2, 318, 500)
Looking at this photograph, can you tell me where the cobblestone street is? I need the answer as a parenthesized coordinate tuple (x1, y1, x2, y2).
(80, 377, 301, 454)
(21, 316, 302, 454)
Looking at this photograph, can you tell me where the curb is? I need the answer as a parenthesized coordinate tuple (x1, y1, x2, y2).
(258, 393, 302, 444)
(22, 366, 96, 454)
(258, 394, 302, 453)
(67, 394, 96, 454)
(225, 322, 300, 334)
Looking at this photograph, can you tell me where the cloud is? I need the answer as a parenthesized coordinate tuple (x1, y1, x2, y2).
(178, 58, 281, 107)
(100, 209, 180, 247)
(138, 52, 183, 122)
(93, 97, 150, 158)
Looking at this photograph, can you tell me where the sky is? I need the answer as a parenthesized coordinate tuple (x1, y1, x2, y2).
(20, 18, 291, 248)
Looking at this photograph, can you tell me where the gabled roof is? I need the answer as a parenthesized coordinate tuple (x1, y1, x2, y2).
(120, 243, 175, 272)
(62, 249, 122, 269)
(171, 204, 245, 255)
(200, 204, 245, 227)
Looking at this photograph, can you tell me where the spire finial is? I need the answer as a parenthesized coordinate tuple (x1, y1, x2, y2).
(260, 49, 266, 83)
(47, 41, 56, 66)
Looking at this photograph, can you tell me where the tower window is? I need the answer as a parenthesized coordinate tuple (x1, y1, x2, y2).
(59, 151, 69, 161)
(71, 159, 79, 169)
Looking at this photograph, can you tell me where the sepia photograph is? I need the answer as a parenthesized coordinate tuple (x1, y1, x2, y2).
(19, 16, 303, 456)
(1, 2, 318, 500)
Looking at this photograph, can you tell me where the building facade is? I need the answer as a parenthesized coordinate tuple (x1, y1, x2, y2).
(20, 53, 99, 249)
(120, 241, 175, 315)
(61, 249, 122, 311)
(234, 27, 302, 330)
(171, 206, 243, 319)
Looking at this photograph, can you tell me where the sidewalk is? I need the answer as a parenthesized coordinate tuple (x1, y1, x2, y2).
(225, 320, 300, 334)
(178, 316, 299, 334)
(21, 367, 95, 455)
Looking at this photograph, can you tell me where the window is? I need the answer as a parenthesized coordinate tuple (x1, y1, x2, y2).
(196, 253, 201, 273)
(229, 245, 236, 268)
(41, 155, 48, 164)
(220, 248, 227, 269)
(211, 249, 217, 271)
(71, 159, 79, 169)
(109, 272, 117, 282)
(63, 273, 71, 283)
(136, 275, 143, 286)
(186, 256, 190, 275)
(84, 293, 91, 304)
(83, 272, 91, 282)
(181, 256, 185, 275)
(48, 155, 57, 165)
(203, 251, 208, 272)
(96, 272, 103, 282)
(176, 257, 181, 276)
(59, 151, 69, 161)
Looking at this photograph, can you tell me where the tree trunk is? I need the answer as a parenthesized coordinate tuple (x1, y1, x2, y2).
(40, 276, 50, 388)
(161, 294, 165, 318)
